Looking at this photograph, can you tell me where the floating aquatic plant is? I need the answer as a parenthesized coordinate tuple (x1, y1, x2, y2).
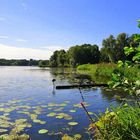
(74, 134, 82, 139)
(61, 134, 73, 140)
(47, 112, 56, 117)
(0, 128, 8, 133)
(48, 103, 67, 107)
(0, 133, 30, 140)
(55, 113, 72, 120)
(68, 122, 78, 126)
(56, 115, 63, 119)
(38, 129, 48, 134)
(69, 110, 76, 113)
(59, 103, 67, 107)
(30, 114, 38, 120)
(87, 112, 93, 115)
(73, 102, 90, 108)
(61, 134, 81, 140)
(33, 119, 46, 124)
(54, 107, 64, 112)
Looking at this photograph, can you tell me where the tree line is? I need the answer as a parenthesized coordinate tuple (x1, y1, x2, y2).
(0, 59, 49, 67)
(49, 33, 139, 67)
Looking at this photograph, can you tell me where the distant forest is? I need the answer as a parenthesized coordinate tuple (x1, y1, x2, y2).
(0, 59, 49, 67)
(0, 32, 139, 67)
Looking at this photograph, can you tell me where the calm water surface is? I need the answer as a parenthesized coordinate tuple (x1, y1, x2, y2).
(0, 66, 122, 140)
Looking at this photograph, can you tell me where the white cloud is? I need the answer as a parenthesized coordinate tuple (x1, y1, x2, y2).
(41, 45, 65, 52)
(16, 38, 28, 42)
(0, 36, 9, 39)
(0, 44, 53, 60)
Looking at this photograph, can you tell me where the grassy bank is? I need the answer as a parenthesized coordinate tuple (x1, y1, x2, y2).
(77, 63, 140, 83)
(90, 104, 140, 140)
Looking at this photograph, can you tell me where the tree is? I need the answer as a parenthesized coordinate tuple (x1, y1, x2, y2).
(115, 33, 129, 61)
(38, 60, 49, 67)
(57, 50, 67, 67)
(68, 44, 100, 67)
(49, 50, 68, 67)
(102, 35, 116, 63)
(49, 51, 59, 67)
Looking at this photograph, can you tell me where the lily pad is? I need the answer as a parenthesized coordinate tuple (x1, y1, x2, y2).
(73, 102, 90, 108)
(54, 107, 64, 112)
(0, 129, 8, 133)
(38, 129, 48, 134)
(30, 114, 38, 120)
(61, 134, 73, 140)
(48, 103, 57, 107)
(15, 119, 27, 124)
(56, 115, 63, 119)
(74, 134, 82, 139)
(19, 134, 30, 139)
(47, 112, 56, 117)
(33, 119, 46, 124)
(69, 110, 76, 113)
(59, 103, 67, 107)
(68, 122, 78, 126)
(88, 112, 93, 115)
(56, 113, 72, 120)
(0, 134, 9, 139)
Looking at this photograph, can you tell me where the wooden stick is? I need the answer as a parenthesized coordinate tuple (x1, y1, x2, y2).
(80, 102, 94, 123)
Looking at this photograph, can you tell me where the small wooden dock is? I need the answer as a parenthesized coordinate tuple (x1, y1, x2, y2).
(56, 83, 108, 89)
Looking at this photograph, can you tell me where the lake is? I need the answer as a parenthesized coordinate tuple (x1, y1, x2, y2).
(0, 66, 123, 140)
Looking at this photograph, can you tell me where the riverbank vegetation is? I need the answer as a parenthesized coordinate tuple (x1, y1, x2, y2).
(88, 21, 140, 140)
(77, 63, 140, 83)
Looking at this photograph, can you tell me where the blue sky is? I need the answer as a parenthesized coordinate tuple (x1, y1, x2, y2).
(0, 0, 140, 59)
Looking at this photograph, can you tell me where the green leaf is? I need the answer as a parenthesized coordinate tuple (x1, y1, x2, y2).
(74, 134, 82, 139)
(113, 82, 120, 88)
(112, 73, 119, 81)
(69, 110, 76, 113)
(132, 52, 140, 61)
(117, 60, 123, 67)
(68, 122, 78, 126)
(124, 47, 134, 56)
(47, 112, 56, 117)
(38, 129, 48, 134)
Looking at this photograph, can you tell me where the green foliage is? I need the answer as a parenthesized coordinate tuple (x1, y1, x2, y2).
(100, 33, 139, 63)
(77, 63, 117, 79)
(49, 50, 68, 67)
(77, 63, 97, 71)
(38, 60, 49, 67)
(0, 59, 41, 66)
(95, 63, 116, 78)
(93, 104, 140, 140)
(68, 44, 100, 67)
(49, 44, 100, 67)
(92, 21, 140, 140)
(108, 21, 140, 97)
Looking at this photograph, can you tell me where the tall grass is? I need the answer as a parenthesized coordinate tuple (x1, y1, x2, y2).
(92, 104, 140, 140)
(77, 63, 140, 83)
